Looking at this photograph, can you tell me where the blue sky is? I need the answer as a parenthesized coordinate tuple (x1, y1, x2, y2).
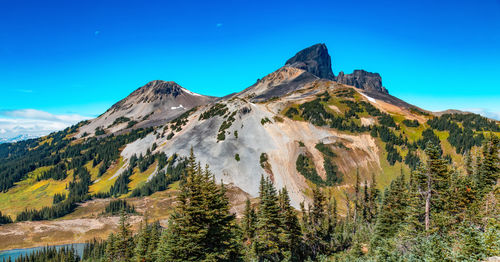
(0, 0, 499, 138)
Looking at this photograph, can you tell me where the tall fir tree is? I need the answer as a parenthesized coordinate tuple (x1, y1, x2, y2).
(278, 187, 302, 261)
(156, 148, 241, 261)
(253, 176, 283, 262)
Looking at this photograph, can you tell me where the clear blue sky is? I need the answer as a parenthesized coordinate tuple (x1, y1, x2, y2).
(0, 0, 499, 139)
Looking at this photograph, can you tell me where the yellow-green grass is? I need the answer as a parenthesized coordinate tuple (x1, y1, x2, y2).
(434, 130, 463, 164)
(375, 139, 410, 188)
(0, 166, 70, 217)
(84, 160, 102, 181)
(123, 162, 158, 197)
(399, 123, 426, 142)
(38, 137, 53, 146)
(89, 157, 125, 194)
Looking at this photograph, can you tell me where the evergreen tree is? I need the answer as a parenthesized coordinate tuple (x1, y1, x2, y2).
(476, 135, 499, 194)
(278, 187, 302, 261)
(302, 187, 330, 259)
(414, 142, 450, 231)
(242, 198, 256, 245)
(253, 176, 283, 261)
(156, 149, 241, 261)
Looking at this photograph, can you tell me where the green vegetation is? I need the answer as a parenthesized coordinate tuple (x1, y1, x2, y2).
(109, 167, 133, 197)
(0, 121, 150, 194)
(315, 142, 343, 185)
(12, 136, 500, 261)
(285, 107, 299, 118)
(315, 142, 335, 157)
(217, 111, 237, 141)
(14, 246, 81, 262)
(52, 192, 66, 204)
(199, 103, 228, 120)
(428, 113, 498, 153)
(402, 119, 419, 127)
(16, 166, 92, 221)
(170, 107, 197, 132)
(296, 154, 324, 186)
(259, 153, 268, 169)
(126, 120, 138, 128)
(409, 107, 430, 116)
(104, 199, 136, 215)
(109, 116, 131, 128)
(130, 154, 187, 197)
(0, 210, 12, 225)
(36, 163, 68, 181)
(378, 112, 396, 127)
(235, 153, 240, 161)
(333, 87, 355, 98)
(95, 127, 105, 136)
(261, 117, 271, 125)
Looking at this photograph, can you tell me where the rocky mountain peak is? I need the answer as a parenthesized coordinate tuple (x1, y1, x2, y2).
(285, 43, 334, 80)
(141, 80, 185, 97)
(336, 70, 388, 94)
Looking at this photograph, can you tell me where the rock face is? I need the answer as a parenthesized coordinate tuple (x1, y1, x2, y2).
(285, 43, 335, 80)
(336, 70, 388, 93)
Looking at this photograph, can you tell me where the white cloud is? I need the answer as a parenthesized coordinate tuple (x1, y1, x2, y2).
(0, 109, 91, 141)
(465, 108, 500, 121)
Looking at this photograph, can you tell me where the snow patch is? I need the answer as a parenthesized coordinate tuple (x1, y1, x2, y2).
(181, 88, 202, 97)
(360, 93, 377, 103)
(171, 104, 185, 110)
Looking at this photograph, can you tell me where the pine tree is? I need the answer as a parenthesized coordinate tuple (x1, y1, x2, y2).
(253, 176, 282, 261)
(464, 150, 473, 176)
(133, 220, 150, 262)
(302, 187, 329, 259)
(372, 173, 408, 244)
(278, 187, 302, 261)
(476, 135, 499, 194)
(145, 221, 160, 261)
(156, 149, 241, 261)
(242, 198, 256, 245)
(354, 168, 360, 222)
(116, 211, 133, 261)
(367, 173, 379, 223)
(414, 142, 450, 231)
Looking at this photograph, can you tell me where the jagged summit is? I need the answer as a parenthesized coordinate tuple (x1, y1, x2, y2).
(336, 70, 388, 94)
(285, 43, 334, 80)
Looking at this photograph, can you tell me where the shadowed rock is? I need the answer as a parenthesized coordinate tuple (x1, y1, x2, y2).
(285, 43, 334, 80)
(336, 70, 388, 94)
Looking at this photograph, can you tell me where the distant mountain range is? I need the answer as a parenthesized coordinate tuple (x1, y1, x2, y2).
(0, 134, 40, 143)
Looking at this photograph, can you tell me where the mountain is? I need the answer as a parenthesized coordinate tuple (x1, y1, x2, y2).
(0, 43, 498, 252)
(336, 70, 388, 94)
(77, 80, 215, 137)
(285, 43, 335, 79)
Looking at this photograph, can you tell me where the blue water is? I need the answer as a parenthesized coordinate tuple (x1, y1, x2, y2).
(0, 243, 85, 261)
